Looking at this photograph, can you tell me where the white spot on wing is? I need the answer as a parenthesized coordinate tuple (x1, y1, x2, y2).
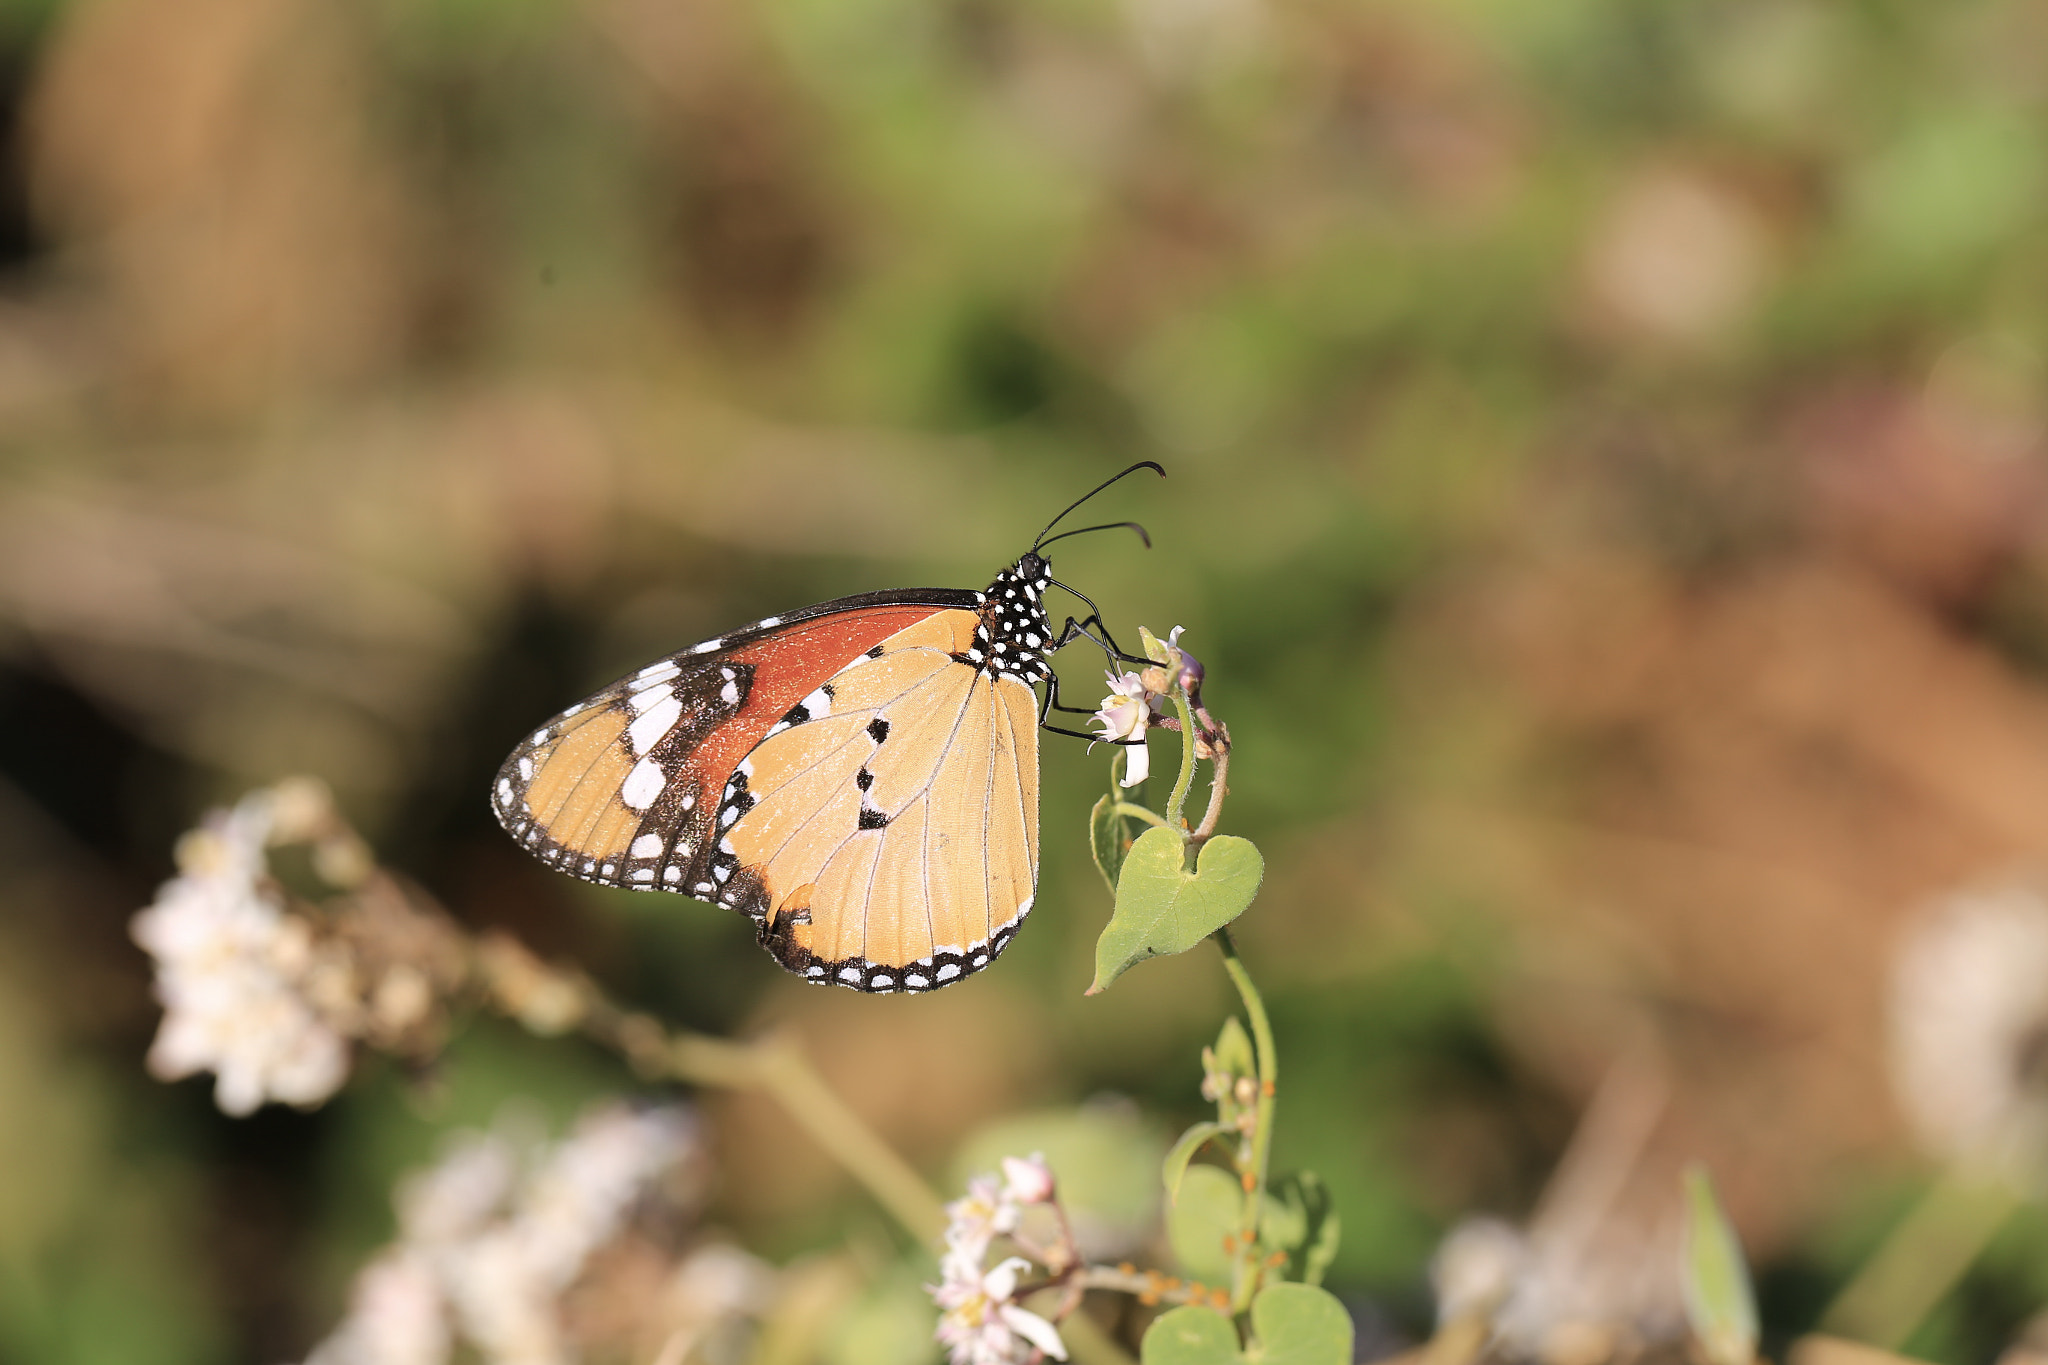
(627, 694, 683, 755)
(628, 683, 674, 714)
(690, 640, 719, 654)
(637, 659, 681, 682)
(518, 757, 534, 781)
(838, 967, 861, 983)
(936, 963, 960, 982)
(800, 686, 831, 718)
(530, 728, 551, 747)
(906, 974, 928, 988)
(622, 757, 665, 810)
(496, 778, 514, 807)
(719, 678, 740, 706)
(758, 616, 781, 628)
(631, 868, 655, 882)
(631, 833, 664, 859)
(663, 865, 682, 883)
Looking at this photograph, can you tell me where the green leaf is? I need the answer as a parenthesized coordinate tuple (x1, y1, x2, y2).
(1681, 1165, 1757, 1365)
(1250, 1283, 1353, 1365)
(1163, 1122, 1229, 1203)
(1213, 1016, 1255, 1082)
(1167, 1163, 1241, 1284)
(1141, 1305, 1241, 1365)
(1090, 794, 1131, 896)
(1089, 828, 1264, 994)
(1260, 1172, 1340, 1287)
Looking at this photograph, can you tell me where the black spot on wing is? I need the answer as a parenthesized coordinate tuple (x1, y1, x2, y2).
(858, 805, 889, 830)
(867, 717, 890, 743)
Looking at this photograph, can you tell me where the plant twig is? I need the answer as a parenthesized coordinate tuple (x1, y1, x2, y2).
(1189, 744, 1231, 846)
(577, 987, 950, 1239)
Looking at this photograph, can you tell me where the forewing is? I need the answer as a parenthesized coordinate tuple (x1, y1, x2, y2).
(491, 593, 976, 900)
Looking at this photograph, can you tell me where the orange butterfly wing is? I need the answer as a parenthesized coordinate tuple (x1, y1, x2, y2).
(491, 588, 1043, 991)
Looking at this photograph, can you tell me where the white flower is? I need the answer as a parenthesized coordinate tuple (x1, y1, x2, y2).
(305, 1250, 450, 1365)
(302, 1103, 698, 1365)
(1891, 878, 2048, 1184)
(943, 1174, 1019, 1263)
(1091, 672, 1160, 788)
(1001, 1154, 1056, 1206)
(1431, 1217, 1528, 1327)
(932, 1253, 1068, 1365)
(130, 791, 351, 1116)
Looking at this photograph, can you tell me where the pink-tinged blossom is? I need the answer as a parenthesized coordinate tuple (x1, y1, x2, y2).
(943, 1174, 1019, 1263)
(1001, 1154, 1056, 1206)
(932, 1252, 1068, 1365)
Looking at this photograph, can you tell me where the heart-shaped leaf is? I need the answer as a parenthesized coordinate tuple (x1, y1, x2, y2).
(1251, 1283, 1353, 1365)
(1141, 1305, 1240, 1365)
(1090, 828, 1264, 994)
(1163, 1121, 1229, 1203)
(1090, 794, 1132, 895)
(1167, 1163, 1242, 1284)
(1139, 1285, 1353, 1365)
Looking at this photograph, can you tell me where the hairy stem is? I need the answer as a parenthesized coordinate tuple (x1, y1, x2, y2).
(1214, 926, 1277, 1312)
(1113, 802, 1168, 828)
(1165, 692, 1200, 830)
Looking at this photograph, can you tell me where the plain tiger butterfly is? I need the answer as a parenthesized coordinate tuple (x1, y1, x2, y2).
(491, 462, 1164, 994)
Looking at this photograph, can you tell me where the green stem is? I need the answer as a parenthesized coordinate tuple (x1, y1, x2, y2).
(1113, 803, 1167, 828)
(1214, 926, 1277, 1312)
(1165, 692, 1199, 830)
(1819, 1167, 2018, 1349)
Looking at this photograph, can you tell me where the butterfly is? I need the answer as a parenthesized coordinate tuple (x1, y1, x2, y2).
(490, 463, 1163, 994)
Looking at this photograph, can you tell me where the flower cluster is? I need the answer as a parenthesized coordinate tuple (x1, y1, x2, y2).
(130, 786, 353, 1116)
(1090, 625, 1197, 788)
(930, 1155, 1069, 1365)
(131, 779, 467, 1116)
(302, 1103, 742, 1365)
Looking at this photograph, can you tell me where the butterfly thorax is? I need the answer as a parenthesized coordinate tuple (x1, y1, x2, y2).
(968, 552, 1056, 685)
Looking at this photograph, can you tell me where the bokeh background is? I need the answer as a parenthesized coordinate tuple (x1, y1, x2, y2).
(5, 0, 2048, 1360)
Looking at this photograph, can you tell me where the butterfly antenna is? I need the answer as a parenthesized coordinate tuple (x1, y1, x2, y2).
(1032, 461, 1165, 552)
(1033, 520, 1152, 553)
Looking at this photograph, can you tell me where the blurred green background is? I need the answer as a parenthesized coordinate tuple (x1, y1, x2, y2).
(5, 0, 2048, 1359)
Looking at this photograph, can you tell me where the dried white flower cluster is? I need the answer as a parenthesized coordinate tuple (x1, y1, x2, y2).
(1891, 876, 2048, 1184)
(304, 1104, 726, 1365)
(931, 1156, 1067, 1365)
(130, 786, 352, 1115)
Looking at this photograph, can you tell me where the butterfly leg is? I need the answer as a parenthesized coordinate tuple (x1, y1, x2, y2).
(1048, 614, 1151, 668)
(1034, 668, 1143, 743)
(1046, 577, 1152, 666)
